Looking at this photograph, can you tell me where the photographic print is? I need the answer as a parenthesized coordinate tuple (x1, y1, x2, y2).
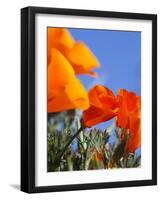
(47, 27, 141, 172)
(21, 7, 157, 193)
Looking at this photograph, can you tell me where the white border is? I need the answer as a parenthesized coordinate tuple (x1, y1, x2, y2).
(35, 14, 152, 186)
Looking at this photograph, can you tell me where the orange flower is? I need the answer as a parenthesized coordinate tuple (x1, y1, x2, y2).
(83, 86, 141, 153)
(116, 89, 141, 152)
(48, 28, 100, 76)
(48, 48, 89, 112)
(83, 85, 119, 127)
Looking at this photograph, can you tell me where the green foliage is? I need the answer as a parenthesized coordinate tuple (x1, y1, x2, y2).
(47, 111, 141, 172)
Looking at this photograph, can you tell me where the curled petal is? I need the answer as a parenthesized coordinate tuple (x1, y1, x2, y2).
(83, 85, 118, 127)
(48, 28, 100, 77)
(48, 48, 89, 112)
(89, 85, 117, 108)
(48, 79, 89, 112)
(65, 42, 100, 76)
(117, 89, 141, 152)
(83, 105, 116, 127)
(48, 28, 75, 62)
(48, 48, 75, 89)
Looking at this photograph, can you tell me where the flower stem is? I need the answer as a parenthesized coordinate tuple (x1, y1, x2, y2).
(52, 126, 85, 170)
(59, 126, 85, 159)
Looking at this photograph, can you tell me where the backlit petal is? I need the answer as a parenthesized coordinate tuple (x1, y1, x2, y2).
(48, 79, 89, 112)
(116, 89, 141, 152)
(83, 105, 116, 127)
(48, 48, 89, 112)
(66, 42, 100, 76)
(48, 28, 75, 63)
(83, 85, 118, 127)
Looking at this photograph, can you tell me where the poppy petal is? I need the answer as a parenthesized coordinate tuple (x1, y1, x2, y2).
(83, 85, 118, 127)
(48, 79, 89, 112)
(48, 48, 89, 112)
(66, 42, 100, 76)
(83, 105, 116, 127)
(48, 48, 76, 89)
(48, 28, 75, 62)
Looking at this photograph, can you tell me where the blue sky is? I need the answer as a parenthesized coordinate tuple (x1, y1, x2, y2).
(69, 28, 141, 96)
(69, 28, 141, 151)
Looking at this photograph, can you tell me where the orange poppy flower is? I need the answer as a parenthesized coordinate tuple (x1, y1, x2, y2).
(83, 85, 119, 127)
(48, 48, 89, 113)
(48, 27, 100, 76)
(83, 85, 141, 152)
(116, 89, 141, 152)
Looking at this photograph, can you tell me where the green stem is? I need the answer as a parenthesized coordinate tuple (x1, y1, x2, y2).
(76, 117, 84, 149)
(59, 126, 85, 159)
(84, 144, 90, 170)
(52, 126, 85, 171)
